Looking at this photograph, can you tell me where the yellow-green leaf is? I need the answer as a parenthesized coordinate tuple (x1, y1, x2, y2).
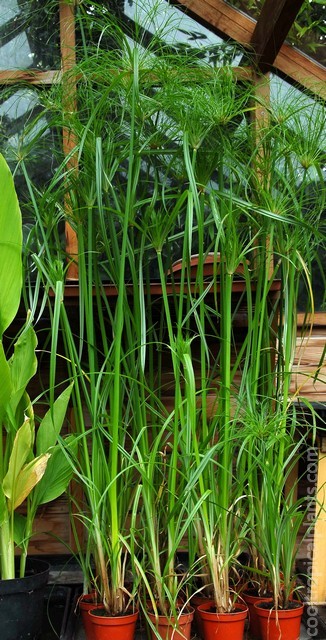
(8, 454, 51, 510)
(3, 419, 33, 499)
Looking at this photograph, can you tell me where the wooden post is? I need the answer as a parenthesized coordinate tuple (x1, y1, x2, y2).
(251, 73, 276, 280)
(60, 0, 79, 280)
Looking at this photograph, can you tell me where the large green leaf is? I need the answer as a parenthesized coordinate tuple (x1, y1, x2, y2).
(13, 391, 34, 439)
(8, 327, 38, 418)
(0, 154, 22, 338)
(36, 383, 73, 454)
(33, 437, 77, 505)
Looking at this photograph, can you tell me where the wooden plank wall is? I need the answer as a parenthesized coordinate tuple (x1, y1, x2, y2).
(291, 321, 326, 402)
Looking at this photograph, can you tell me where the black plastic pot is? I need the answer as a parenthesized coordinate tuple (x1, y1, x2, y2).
(0, 558, 50, 640)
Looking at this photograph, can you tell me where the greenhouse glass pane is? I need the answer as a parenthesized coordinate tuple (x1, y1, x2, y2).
(0, 88, 59, 213)
(0, 0, 60, 70)
(123, 0, 244, 65)
(79, 0, 245, 66)
(0, 87, 64, 276)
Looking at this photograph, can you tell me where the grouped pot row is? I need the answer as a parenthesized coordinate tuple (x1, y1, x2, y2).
(79, 591, 305, 640)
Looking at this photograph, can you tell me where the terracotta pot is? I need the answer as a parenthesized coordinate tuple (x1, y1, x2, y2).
(190, 596, 214, 638)
(242, 590, 273, 639)
(79, 594, 102, 640)
(88, 607, 138, 640)
(147, 607, 194, 640)
(254, 600, 304, 640)
(197, 602, 248, 640)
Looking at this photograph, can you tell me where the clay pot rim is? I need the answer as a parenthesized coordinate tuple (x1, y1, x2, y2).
(146, 606, 195, 622)
(87, 606, 139, 625)
(253, 600, 304, 616)
(242, 590, 274, 603)
(242, 588, 274, 598)
(147, 605, 195, 614)
(197, 602, 248, 617)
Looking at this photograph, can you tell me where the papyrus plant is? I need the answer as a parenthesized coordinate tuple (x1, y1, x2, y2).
(238, 403, 320, 610)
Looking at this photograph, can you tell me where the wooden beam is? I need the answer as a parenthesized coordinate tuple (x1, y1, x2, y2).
(297, 313, 326, 328)
(250, 0, 305, 73)
(172, 0, 326, 99)
(0, 70, 61, 85)
(60, 0, 76, 74)
(275, 44, 326, 100)
(171, 0, 254, 46)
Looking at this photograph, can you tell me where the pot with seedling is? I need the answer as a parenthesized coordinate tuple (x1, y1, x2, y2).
(244, 407, 315, 640)
(0, 153, 74, 640)
(182, 350, 249, 640)
(135, 407, 207, 640)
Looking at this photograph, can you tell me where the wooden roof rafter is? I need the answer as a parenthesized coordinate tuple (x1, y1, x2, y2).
(250, 0, 306, 73)
(171, 0, 326, 99)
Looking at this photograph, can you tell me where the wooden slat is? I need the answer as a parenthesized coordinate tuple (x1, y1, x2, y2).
(173, 0, 326, 99)
(295, 338, 326, 366)
(298, 313, 326, 328)
(290, 332, 326, 401)
(57, 279, 281, 300)
(20, 497, 72, 555)
(0, 70, 60, 85)
(250, 0, 305, 73)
